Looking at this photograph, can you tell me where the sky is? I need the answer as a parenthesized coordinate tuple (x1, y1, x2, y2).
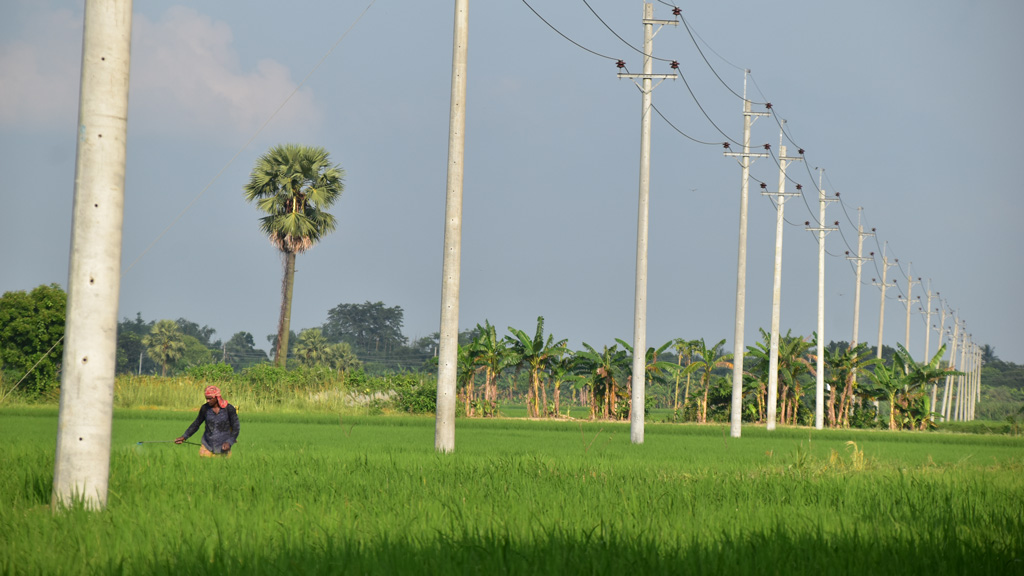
(2, 0, 1022, 364)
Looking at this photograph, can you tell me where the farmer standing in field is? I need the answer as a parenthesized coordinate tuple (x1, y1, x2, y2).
(175, 385, 240, 457)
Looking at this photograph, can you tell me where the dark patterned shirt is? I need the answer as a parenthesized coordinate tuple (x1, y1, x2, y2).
(182, 403, 240, 454)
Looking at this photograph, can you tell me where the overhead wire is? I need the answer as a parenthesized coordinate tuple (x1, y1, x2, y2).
(521, 0, 621, 61)
(122, 0, 378, 277)
(580, 0, 675, 63)
(651, 104, 722, 146)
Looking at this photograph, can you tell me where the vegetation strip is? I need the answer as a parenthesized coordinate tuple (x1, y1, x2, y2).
(2, 408, 1022, 575)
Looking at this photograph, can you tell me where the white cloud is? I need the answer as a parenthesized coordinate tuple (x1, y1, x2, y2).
(0, 4, 321, 139)
(0, 7, 81, 129)
(130, 6, 321, 139)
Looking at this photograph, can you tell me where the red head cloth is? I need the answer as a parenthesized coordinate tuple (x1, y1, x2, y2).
(204, 385, 227, 409)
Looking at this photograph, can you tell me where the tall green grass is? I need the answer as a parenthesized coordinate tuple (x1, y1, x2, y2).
(2, 408, 1022, 575)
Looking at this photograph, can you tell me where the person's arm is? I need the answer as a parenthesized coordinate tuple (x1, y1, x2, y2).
(226, 405, 240, 447)
(175, 406, 206, 443)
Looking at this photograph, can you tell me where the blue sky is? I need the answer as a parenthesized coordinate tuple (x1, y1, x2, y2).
(2, 0, 1022, 363)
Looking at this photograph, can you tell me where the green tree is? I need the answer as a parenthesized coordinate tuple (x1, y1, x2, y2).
(322, 301, 407, 355)
(689, 339, 732, 424)
(325, 341, 361, 375)
(615, 338, 679, 420)
(224, 331, 268, 371)
(822, 341, 879, 428)
(294, 328, 331, 367)
(142, 320, 186, 377)
(573, 343, 630, 420)
(672, 339, 700, 413)
(178, 335, 216, 372)
(784, 334, 815, 425)
(863, 361, 906, 431)
(116, 312, 155, 374)
(468, 320, 516, 416)
(0, 284, 66, 398)
(507, 317, 568, 418)
(243, 144, 345, 368)
(175, 318, 217, 347)
(896, 343, 959, 430)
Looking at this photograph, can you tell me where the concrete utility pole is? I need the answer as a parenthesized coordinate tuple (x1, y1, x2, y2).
(845, 212, 873, 403)
(618, 2, 677, 445)
(929, 301, 946, 412)
(761, 136, 801, 432)
(872, 245, 897, 360)
(435, 0, 469, 454)
(805, 171, 837, 430)
(846, 210, 874, 351)
(723, 74, 769, 438)
(971, 341, 980, 420)
(967, 341, 978, 421)
(955, 332, 969, 421)
(920, 284, 934, 362)
(940, 315, 960, 421)
(898, 264, 920, 356)
(52, 0, 134, 511)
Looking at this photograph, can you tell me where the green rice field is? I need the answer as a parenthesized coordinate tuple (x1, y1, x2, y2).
(2, 406, 1023, 575)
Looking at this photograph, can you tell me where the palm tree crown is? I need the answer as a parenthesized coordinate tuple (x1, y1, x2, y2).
(243, 144, 344, 367)
(243, 144, 344, 254)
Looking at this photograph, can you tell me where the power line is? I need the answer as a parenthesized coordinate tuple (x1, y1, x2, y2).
(520, 0, 621, 61)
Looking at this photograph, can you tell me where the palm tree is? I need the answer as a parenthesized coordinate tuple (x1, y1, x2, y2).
(293, 328, 330, 367)
(689, 339, 732, 424)
(243, 144, 344, 368)
(326, 342, 361, 375)
(142, 320, 185, 377)
(507, 317, 567, 418)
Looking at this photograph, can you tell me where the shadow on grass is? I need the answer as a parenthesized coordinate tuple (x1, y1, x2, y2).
(83, 531, 1023, 576)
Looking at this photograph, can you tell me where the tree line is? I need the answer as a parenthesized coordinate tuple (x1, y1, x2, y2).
(3, 282, 1022, 428)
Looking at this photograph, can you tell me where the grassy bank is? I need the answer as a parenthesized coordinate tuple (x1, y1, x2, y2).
(3, 408, 1023, 575)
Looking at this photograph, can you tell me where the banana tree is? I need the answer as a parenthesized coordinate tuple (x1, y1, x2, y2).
(507, 317, 568, 418)
(616, 339, 680, 421)
(573, 343, 630, 420)
(672, 339, 700, 413)
(469, 320, 516, 416)
(822, 342, 879, 428)
(862, 360, 906, 430)
(688, 339, 732, 424)
(894, 343, 959, 430)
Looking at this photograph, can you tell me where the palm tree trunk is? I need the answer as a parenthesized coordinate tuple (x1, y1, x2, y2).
(275, 251, 296, 368)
